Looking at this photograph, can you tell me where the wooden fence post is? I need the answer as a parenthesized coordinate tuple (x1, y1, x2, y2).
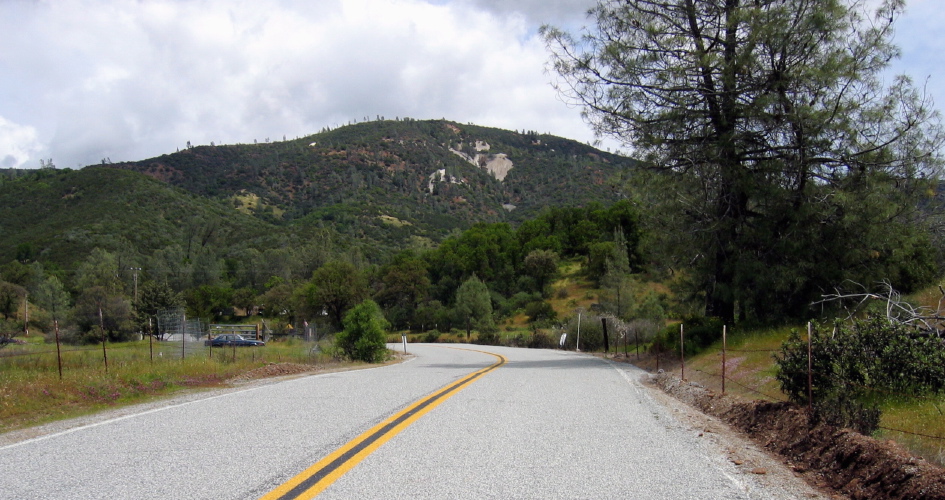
(807, 322, 813, 414)
(99, 307, 108, 374)
(601, 317, 610, 354)
(722, 325, 727, 394)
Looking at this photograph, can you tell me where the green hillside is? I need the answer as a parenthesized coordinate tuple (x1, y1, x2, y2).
(0, 119, 635, 277)
(0, 167, 338, 270)
(108, 119, 633, 243)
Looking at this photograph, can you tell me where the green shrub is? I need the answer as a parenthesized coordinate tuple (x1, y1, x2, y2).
(475, 330, 501, 345)
(524, 301, 557, 323)
(561, 315, 604, 351)
(501, 291, 541, 316)
(335, 300, 390, 363)
(528, 331, 555, 349)
(776, 316, 945, 434)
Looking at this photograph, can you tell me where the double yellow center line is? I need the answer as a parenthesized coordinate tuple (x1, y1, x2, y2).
(261, 348, 506, 500)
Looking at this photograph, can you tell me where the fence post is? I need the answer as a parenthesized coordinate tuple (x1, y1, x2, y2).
(181, 312, 186, 360)
(722, 325, 727, 394)
(576, 312, 582, 352)
(100, 307, 108, 374)
(54, 319, 62, 380)
(679, 323, 685, 380)
(601, 317, 610, 354)
(23, 291, 29, 337)
(807, 322, 813, 414)
(149, 317, 154, 363)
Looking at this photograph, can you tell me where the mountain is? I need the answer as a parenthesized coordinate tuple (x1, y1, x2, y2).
(108, 119, 634, 245)
(0, 119, 634, 272)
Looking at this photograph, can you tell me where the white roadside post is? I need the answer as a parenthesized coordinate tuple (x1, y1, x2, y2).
(402, 333, 408, 354)
(576, 312, 582, 352)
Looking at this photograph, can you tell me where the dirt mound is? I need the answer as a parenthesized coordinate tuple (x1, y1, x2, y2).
(227, 363, 318, 384)
(652, 373, 945, 499)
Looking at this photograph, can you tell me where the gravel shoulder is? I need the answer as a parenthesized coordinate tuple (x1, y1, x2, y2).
(635, 369, 832, 499)
(646, 368, 945, 499)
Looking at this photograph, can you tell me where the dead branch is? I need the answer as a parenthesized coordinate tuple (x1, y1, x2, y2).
(814, 280, 945, 336)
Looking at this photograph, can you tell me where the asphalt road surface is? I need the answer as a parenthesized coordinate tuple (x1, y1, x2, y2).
(0, 344, 816, 499)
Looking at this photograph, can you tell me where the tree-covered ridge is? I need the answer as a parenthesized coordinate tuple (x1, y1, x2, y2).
(0, 166, 358, 296)
(0, 167, 264, 265)
(107, 119, 634, 237)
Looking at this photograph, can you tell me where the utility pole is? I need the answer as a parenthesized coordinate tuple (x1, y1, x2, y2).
(130, 267, 141, 305)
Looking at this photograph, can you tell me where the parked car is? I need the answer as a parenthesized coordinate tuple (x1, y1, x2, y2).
(204, 334, 265, 347)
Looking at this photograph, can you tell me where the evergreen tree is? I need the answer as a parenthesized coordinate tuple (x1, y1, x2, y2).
(544, 0, 944, 322)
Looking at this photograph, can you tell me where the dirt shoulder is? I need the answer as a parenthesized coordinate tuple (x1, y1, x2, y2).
(648, 371, 945, 499)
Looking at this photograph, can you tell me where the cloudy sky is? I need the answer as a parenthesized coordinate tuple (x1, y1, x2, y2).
(0, 0, 942, 169)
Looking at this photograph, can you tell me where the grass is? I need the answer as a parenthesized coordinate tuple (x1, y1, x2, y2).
(0, 337, 333, 433)
(878, 397, 945, 465)
(677, 326, 795, 402)
(667, 324, 945, 466)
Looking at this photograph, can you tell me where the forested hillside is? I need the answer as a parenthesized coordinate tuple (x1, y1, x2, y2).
(0, 166, 345, 272)
(108, 119, 632, 245)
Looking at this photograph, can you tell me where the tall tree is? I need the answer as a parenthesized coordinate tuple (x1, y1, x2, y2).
(374, 252, 431, 330)
(74, 248, 123, 294)
(135, 280, 183, 330)
(522, 249, 559, 296)
(74, 286, 134, 342)
(33, 275, 71, 321)
(0, 281, 26, 321)
(602, 229, 633, 319)
(454, 274, 494, 340)
(184, 284, 234, 322)
(309, 261, 369, 329)
(544, 0, 943, 322)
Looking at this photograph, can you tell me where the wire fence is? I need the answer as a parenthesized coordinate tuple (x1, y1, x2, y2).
(671, 323, 945, 445)
(0, 311, 261, 377)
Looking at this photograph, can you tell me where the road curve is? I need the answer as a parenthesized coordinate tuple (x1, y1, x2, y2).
(0, 344, 809, 499)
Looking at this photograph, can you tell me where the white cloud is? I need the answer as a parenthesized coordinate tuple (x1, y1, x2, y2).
(1, 0, 935, 169)
(0, 0, 602, 169)
(0, 116, 42, 169)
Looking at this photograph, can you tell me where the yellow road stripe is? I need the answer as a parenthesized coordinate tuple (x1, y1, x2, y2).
(260, 348, 506, 500)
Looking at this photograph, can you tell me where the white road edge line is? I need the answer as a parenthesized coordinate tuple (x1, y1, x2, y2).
(0, 355, 418, 452)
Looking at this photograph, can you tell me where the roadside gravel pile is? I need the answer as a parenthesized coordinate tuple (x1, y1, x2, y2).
(226, 363, 319, 384)
(651, 372, 945, 500)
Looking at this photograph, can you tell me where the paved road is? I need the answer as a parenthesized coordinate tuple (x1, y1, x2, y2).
(0, 345, 804, 499)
